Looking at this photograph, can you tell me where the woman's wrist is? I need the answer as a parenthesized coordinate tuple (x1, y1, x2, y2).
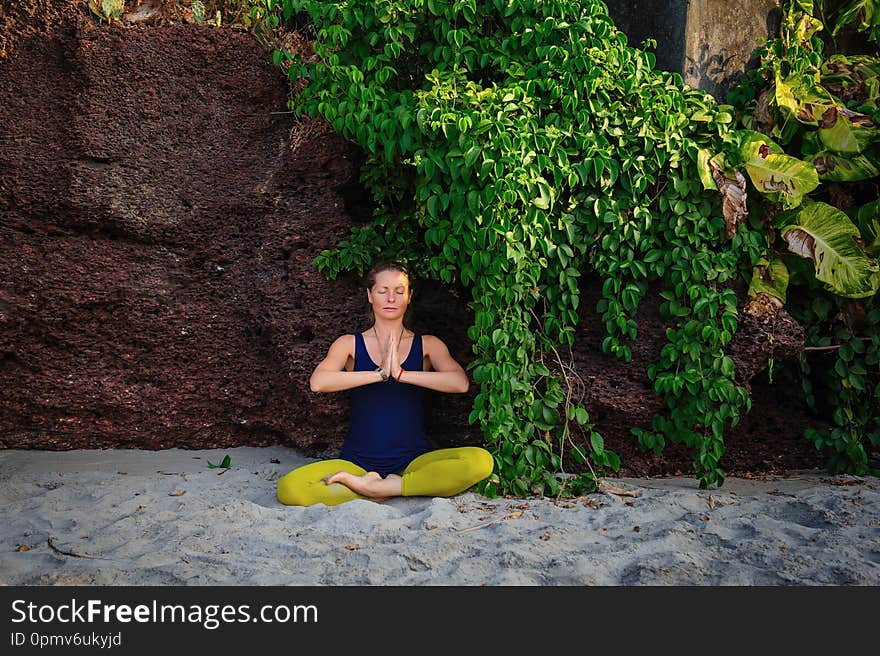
(395, 367, 405, 382)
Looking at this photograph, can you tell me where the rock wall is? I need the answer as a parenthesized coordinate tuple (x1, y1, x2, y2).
(606, 0, 782, 100)
(0, 14, 361, 453)
(0, 4, 828, 476)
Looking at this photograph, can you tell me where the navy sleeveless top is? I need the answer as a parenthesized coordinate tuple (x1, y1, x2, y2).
(340, 332, 431, 476)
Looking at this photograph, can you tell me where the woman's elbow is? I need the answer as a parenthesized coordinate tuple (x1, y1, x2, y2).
(309, 375, 323, 393)
(456, 377, 470, 394)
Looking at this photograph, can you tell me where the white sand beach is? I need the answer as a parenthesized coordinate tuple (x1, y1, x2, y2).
(1, 446, 878, 586)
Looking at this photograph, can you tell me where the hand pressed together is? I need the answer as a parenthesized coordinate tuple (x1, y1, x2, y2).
(380, 330, 403, 380)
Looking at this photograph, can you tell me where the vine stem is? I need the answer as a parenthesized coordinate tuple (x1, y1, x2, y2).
(804, 337, 874, 351)
(527, 307, 598, 489)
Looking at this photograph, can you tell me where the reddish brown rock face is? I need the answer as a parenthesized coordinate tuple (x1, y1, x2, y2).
(0, 14, 365, 454)
(0, 4, 831, 477)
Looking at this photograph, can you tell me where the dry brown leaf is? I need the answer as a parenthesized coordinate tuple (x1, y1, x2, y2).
(699, 513, 710, 521)
(168, 489, 186, 497)
(710, 157, 748, 238)
(633, 526, 641, 532)
(624, 500, 635, 507)
(344, 544, 360, 551)
(17, 545, 30, 552)
(504, 511, 523, 520)
(539, 533, 551, 541)
(708, 494, 716, 509)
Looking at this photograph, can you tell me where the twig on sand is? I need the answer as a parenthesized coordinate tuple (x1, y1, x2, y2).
(454, 511, 524, 534)
(47, 536, 104, 560)
(597, 480, 639, 498)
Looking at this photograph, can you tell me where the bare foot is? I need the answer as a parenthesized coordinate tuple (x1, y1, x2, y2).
(324, 471, 402, 500)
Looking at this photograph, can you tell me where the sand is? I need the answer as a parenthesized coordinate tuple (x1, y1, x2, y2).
(0, 446, 878, 586)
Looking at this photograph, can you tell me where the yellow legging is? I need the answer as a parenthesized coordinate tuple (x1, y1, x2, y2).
(276, 446, 494, 507)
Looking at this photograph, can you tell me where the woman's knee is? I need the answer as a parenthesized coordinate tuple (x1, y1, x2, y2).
(463, 447, 494, 484)
(276, 476, 308, 506)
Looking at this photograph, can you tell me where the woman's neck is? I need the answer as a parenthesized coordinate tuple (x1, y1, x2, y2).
(371, 319, 406, 339)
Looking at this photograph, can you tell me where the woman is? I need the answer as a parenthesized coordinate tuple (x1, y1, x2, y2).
(276, 262, 494, 506)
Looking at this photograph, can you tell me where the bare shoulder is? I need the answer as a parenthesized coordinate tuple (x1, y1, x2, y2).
(421, 334, 449, 352)
(421, 334, 463, 372)
(321, 334, 356, 363)
(332, 333, 356, 349)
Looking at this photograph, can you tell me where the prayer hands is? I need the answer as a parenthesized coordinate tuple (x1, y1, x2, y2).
(381, 331, 402, 380)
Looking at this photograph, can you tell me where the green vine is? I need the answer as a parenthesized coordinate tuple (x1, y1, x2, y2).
(268, 0, 766, 492)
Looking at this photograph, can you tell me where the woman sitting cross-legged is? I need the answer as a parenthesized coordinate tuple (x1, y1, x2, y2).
(276, 261, 494, 506)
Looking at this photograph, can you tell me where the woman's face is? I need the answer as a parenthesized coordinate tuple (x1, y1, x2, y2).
(367, 269, 411, 322)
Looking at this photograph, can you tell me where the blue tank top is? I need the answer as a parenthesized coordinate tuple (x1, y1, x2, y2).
(340, 332, 431, 476)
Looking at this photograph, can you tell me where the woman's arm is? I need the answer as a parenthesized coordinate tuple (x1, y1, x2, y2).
(309, 335, 386, 393)
(391, 334, 469, 394)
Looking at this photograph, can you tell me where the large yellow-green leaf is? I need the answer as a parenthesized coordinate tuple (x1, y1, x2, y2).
(832, 0, 880, 35)
(778, 202, 880, 297)
(696, 148, 717, 191)
(808, 149, 880, 181)
(818, 106, 878, 153)
(795, 13, 824, 42)
(89, 0, 125, 20)
(739, 130, 819, 208)
(748, 256, 790, 304)
(774, 74, 835, 127)
(852, 198, 880, 256)
(822, 55, 880, 106)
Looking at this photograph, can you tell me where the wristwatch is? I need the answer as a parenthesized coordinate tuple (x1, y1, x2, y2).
(375, 366, 388, 381)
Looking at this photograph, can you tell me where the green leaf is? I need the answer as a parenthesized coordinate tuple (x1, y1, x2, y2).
(207, 454, 232, 469)
(464, 146, 480, 167)
(778, 202, 880, 297)
(590, 432, 605, 455)
(531, 179, 553, 210)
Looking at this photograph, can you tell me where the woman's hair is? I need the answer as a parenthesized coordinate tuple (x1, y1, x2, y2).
(364, 260, 412, 290)
(363, 261, 414, 327)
